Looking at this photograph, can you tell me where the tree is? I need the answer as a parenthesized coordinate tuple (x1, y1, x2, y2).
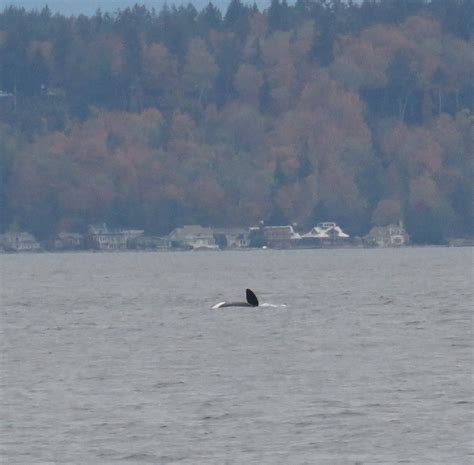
(234, 63, 263, 104)
(225, 0, 250, 37)
(371, 198, 402, 226)
(197, 3, 222, 33)
(267, 0, 292, 32)
(142, 42, 177, 110)
(183, 37, 218, 105)
(0, 124, 22, 230)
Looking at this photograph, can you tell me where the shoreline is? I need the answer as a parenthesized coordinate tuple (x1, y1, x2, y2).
(1, 243, 472, 254)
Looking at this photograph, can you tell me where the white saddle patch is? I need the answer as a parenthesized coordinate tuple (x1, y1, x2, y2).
(211, 302, 226, 309)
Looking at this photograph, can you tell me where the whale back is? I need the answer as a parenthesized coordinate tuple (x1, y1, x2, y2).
(215, 301, 252, 308)
(211, 289, 259, 309)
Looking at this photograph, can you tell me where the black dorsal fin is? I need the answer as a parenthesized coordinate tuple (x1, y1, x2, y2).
(246, 288, 259, 306)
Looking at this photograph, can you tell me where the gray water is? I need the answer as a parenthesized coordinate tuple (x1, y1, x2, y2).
(1, 248, 473, 464)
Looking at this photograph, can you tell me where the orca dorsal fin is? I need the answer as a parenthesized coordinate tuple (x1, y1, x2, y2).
(246, 288, 259, 307)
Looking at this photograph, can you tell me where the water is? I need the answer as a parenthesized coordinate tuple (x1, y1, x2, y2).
(1, 248, 472, 464)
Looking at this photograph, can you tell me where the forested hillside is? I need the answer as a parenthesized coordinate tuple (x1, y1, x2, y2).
(0, 0, 473, 242)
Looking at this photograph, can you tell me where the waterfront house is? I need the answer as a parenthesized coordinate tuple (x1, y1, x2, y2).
(301, 222, 350, 246)
(263, 225, 301, 248)
(447, 237, 474, 247)
(86, 224, 144, 250)
(0, 232, 41, 252)
(167, 225, 219, 250)
(212, 228, 250, 248)
(365, 224, 409, 247)
(53, 232, 85, 250)
(128, 235, 171, 250)
(303, 222, 350, 240)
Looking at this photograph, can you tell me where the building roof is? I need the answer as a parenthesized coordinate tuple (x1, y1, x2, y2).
(302, 222, 349, 238)
(263, 225, 301, 240)
(367, 224, 407, 237)
(212, 227, 249, 236)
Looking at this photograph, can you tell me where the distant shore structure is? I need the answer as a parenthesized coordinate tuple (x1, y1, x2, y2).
(365, 223, 409, 247)
(3, 221, 472, 253)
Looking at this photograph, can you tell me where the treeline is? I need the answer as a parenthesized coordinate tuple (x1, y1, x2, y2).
(0, 0, 473, 242)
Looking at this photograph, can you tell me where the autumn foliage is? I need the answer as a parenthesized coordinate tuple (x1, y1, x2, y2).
(0, 0, 472, 242)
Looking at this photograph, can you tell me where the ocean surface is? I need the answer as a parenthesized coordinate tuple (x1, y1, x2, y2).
(1, 247, 472, 464)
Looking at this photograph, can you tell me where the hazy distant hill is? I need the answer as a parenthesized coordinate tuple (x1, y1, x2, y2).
(0, 0, 472, 243)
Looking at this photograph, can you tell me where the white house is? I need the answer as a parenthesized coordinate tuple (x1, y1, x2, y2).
(53, 232, 85, 250)
(366, 224, 409, 247)
(87, 224, 144, 250)
(168, 225, 219, 250)
(262, 225, 301, 248)
(0, 232, 41, 252)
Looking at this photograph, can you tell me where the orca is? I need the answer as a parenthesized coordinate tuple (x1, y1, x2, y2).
(212, 289, 259, 309)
